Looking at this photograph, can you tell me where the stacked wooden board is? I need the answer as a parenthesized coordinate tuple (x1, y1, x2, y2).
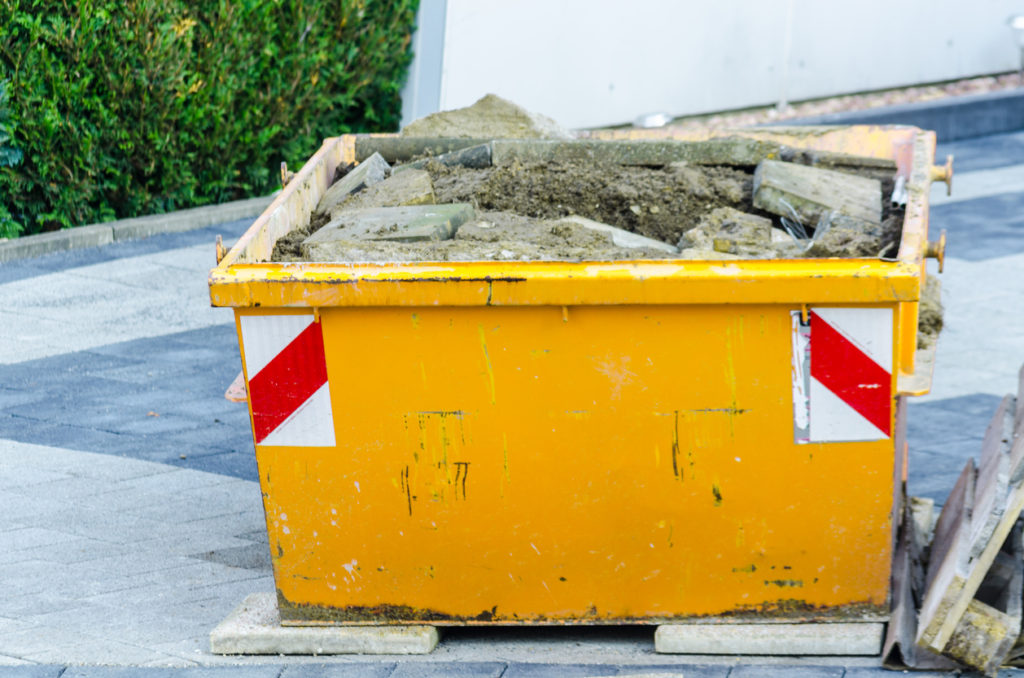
(913, 366, 1024, 675)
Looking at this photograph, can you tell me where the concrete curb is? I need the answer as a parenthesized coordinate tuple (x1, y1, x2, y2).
(0, 194, 274, 263)
(784, 87, 1024, 142)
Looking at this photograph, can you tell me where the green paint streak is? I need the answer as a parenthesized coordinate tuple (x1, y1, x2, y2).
(478, 325, 497, 405)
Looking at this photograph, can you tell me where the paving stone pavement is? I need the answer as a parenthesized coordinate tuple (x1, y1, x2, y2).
(0, 132, 1021, 676)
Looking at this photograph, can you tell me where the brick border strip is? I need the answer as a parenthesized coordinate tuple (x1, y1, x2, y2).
(0, 194, 274, 263)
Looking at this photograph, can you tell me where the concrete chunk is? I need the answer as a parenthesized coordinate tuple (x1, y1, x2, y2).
(655, 622, 883, 655)
(753, 160, 882, 226)
(211, 592, 438, 655)
(355, 136, 492, 163)
(554, 216, 677, 253)
(331, 169, 436, 213)
(492, 137, 784, 167)
(316, 152, 391, 215)
(303, 204, 475, 259)
(679, 207, 775, 256)
(393, 143, 493, 173)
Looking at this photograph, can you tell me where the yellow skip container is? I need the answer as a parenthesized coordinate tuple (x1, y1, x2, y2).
(209, 126, 942, 626)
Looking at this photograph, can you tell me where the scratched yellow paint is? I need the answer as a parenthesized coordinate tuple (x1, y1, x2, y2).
(246, 303, 897, 623)
(215, 126, 941, 624)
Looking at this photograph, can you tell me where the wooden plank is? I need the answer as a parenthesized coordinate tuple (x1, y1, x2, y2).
(1013, 368, 1024, 483)
(967, 395, 1015, 562)
(925, 460, 975, 591)
(917, 459, 975, 650)
(1017, 366, 1024, 433)
(655, 622, 883, 655)
(943, 520, 1023, 675)
(753, 160, 882, 226)
(918, 478, 1024, 653)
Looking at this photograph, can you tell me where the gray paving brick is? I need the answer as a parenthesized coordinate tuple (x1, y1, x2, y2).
(617, 666, 725, 677)
(727, 666, 843, 678)
(61, 666, 282, 677)
(502, 664, 618, 677)
(389, 663, 505, 678)
(0, 667, 64, 677)
(281, 664, 395, 678)
(936, 129, 1024, 173)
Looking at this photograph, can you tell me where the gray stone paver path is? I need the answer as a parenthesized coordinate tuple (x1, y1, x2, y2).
(0, 131, 1021, 675)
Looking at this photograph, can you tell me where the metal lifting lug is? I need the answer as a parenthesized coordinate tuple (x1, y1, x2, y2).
(930, 154, 954, 197)
(924, 229, 947, 273)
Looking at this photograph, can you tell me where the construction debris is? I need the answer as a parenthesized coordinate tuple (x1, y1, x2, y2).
(912, 367, 1024, 675)
(393, 143, 492, 173)
(274, 97, 915, 268)
(303, 204, 476, 259)
(678, 206, 796, 258)
(753, 159, 882, 226)
(316, 152, 391, 216)
(555, 215, 679, 254)
(331, 169, 436, 212)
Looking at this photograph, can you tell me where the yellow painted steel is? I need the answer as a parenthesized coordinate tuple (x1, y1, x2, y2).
(242, 302, 897, 624)
(212, 127, 938, 625)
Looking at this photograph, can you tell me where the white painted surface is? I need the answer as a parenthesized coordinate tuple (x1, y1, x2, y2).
(403, 0, 1022, 128)
(813, 307, 893, 372)
(239, 314, 314, 377)
(809, 376, 888, 443)
(260, 383, 336, 448)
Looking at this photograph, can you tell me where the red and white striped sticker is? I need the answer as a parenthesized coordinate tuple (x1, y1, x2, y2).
(239, 314, 336, 447)
(792, 307, 893, 443)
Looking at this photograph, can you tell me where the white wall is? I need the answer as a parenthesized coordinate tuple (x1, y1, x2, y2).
(401, 0, 1024, 129)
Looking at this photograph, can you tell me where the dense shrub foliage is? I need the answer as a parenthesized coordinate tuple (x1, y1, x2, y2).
(0, 1, 418, 237)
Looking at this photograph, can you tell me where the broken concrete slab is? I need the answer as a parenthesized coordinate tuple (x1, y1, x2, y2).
(354, 137, 492, 163)
(330, 169, 436, 213)
(753, 160, 882, 226)
(655, 622, 883, 655)
(554, 216, 678, 253)
(210, 592, 439, 655)
(678, 207, 781, 258)
(401, 93, 572, 140)
(303, 204, 476, 259)
(492, 137, 785, 168)
(803, 224, 886, 258)
(316, 152, 391, 215)
(393, 143, 492, 174)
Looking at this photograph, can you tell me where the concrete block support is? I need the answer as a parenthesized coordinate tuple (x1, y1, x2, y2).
(654, 622, 885, 656)
(211, 593, 439, 655)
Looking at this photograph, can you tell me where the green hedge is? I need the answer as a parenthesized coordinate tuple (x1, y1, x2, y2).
(0, 0, 418, 238)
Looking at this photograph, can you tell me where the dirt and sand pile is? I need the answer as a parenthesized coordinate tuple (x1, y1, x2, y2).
(400, 93, 572, 140)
